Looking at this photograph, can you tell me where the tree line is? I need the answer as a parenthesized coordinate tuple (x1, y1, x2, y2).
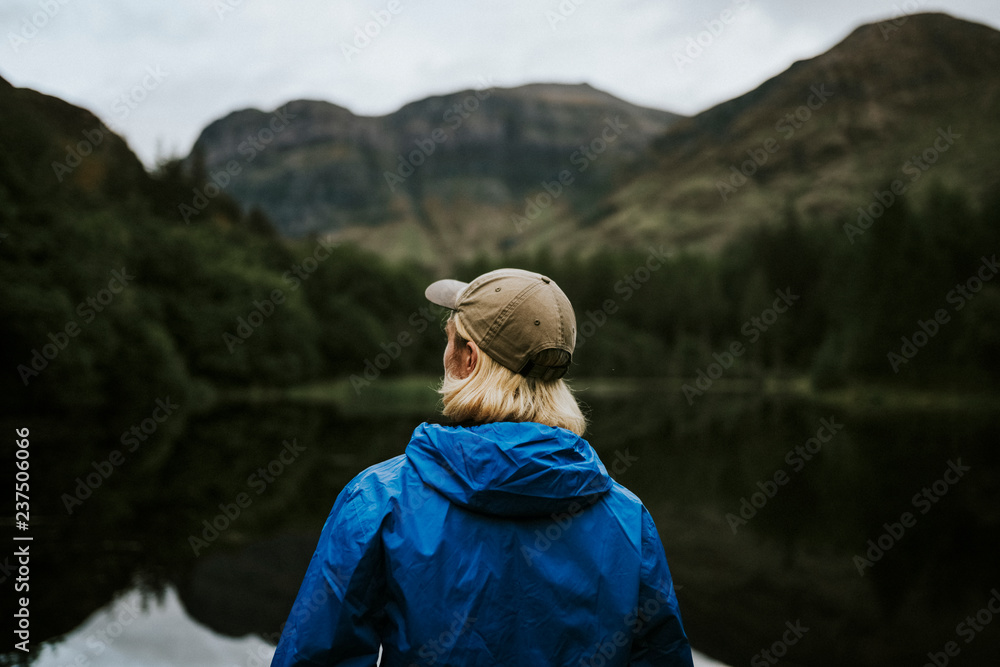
(3, 164, 997, 423)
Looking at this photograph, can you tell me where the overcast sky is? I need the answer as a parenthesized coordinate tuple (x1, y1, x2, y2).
(3, 0, 999, 166)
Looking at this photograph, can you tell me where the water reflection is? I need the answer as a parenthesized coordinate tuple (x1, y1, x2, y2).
(9, 382, 998, 665)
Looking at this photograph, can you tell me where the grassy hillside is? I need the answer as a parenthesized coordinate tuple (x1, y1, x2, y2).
(582, 13, 1000, 255)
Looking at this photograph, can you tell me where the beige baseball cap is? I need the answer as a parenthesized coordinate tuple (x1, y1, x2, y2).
(425, 268, 577, 380)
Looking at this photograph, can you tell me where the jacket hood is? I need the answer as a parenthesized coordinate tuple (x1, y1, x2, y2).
(405, 422, 613, 517)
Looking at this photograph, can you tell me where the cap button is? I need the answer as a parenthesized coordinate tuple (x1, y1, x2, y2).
(540, 276, 551, 284)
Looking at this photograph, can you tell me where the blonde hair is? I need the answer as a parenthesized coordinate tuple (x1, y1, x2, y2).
(439, 314, 588, 436)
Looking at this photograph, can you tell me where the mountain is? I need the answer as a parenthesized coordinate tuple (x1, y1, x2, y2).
(186, 83, 682, 264)
(0, 74, 273, 237)
(186, 13, 1000, 267)
(7, 11, 993, 272)
(583, 12, 1000, 253)
(0, 75, 150, 208)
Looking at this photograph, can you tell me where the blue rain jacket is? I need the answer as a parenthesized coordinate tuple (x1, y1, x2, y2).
(271, 421, 693, 666)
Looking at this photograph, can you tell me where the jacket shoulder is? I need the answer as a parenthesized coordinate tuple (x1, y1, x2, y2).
(343, 453, 409, 496)
(327, 454, 410, 522)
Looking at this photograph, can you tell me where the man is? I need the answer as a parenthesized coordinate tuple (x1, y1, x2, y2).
(271, 268, 693, 666)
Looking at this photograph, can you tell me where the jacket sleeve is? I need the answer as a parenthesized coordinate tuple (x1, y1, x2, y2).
(271, 478, 386, 667)
(629, 508, 694, 667)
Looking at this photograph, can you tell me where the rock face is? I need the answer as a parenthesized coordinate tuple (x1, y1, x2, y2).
(186, 83, 682, 262)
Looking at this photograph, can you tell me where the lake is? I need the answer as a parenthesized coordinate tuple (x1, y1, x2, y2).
(6, 378, 998, 665)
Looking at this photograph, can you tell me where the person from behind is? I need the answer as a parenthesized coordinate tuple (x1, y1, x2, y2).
(271, 268, 693, 666)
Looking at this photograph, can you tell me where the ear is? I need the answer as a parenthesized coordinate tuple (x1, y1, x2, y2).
(463, 338, 480, 375)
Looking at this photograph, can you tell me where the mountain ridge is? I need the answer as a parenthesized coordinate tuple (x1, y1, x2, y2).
(185, 81, 684, 257)
(4, 11, 995, 271)
(581, 11, 1000, 255)
(182, 12, 1000, 268)
(0, 73, 151, 207)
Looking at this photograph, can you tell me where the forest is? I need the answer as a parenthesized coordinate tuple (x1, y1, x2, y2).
(4, 153, 998, 425)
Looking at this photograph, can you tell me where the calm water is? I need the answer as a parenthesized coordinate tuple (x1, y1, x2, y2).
(7, 381, 998, 665)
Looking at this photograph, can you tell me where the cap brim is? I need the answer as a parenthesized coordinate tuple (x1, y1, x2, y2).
(424, 279, 468, 310)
